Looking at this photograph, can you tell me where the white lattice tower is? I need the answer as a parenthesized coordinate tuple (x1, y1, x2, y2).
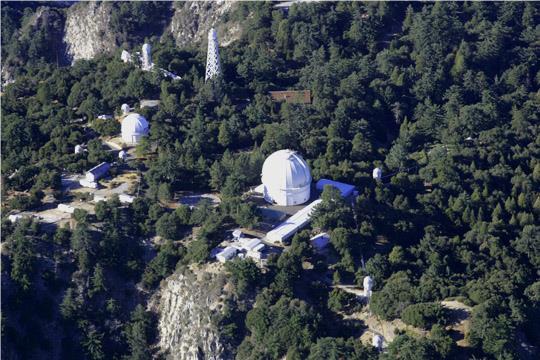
(205, 28, 222, 81)
(141, 43, 153, 71)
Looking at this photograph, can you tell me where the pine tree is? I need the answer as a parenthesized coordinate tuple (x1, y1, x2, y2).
(89, 264, 106, 297)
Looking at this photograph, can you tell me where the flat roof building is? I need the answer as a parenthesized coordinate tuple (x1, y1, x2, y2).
(269, 90, 311, 104)
(266, 199, 322, 244)
(216, 246, 237, 263)
(316, 179, 356, 198)
(310, 232, 330, 251)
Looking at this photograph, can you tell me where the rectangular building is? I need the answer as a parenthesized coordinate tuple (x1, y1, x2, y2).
(86, 162, 110, 182)
(316, 179, 356, 198)
(216, 246, 237, 263)
(266, 199, 322, 244)
(269, 90, 311, 104)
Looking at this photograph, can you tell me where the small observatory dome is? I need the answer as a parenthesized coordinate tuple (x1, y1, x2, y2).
(372, 334, 383, 349)
(121, 103, 130, 115)
(372, 167, 382, 181)
(121, 113, 149, 145)
(363, 275, 374, 297)
(261, 149, 311, 206)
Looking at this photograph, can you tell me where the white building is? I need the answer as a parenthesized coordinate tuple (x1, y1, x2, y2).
(216, 246, 237, 263)
(74, 144, 83, 154)
(261, 149, 312, 206)
(121, 50, 132, 63)
(86, 162, 110, 182)
(119, 194, 135, 204)
(57, 204, 76, 214)
(266, 199, 322, 244)
(310, 233, 330, 252)
(239, 238, 263, 252)
(121, 113, 149, 145)
(247, 244, 266, 260)
(80, 178, 98, 189)
(372, 167, 382, 181)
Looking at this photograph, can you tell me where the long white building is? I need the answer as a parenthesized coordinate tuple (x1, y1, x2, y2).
(266, 199, 322, 244)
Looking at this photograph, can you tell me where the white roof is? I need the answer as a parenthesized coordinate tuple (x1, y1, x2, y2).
(372, 334, 383, 348)
(373, 167, 382, 179)
(266, 199, 322, 243)
(262, 150, 311, 191)
(316, 179, 356, 198)
(216, 246, 237, 261)
(121, 113, 149, 142)
(241, 238, 262, 251)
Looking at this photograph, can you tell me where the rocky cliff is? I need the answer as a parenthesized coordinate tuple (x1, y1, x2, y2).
(63, 1, 240, 63)
(64, 1, 117, 62)
(167, 1, 241, 47)
(153, 268, 232, 360)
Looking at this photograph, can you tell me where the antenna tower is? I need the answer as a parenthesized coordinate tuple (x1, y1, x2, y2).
(205, 28, 222, 81)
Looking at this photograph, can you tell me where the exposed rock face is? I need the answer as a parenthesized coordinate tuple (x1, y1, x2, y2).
(155, 269, 230, 360)
(64, 2, 117, 62)
(168, 1, 241, 47)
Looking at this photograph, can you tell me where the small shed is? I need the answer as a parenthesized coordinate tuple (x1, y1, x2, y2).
(216, 247, 237, 263)
(57, 204, 76, 214)
(140, 99, 160, 109)
(119, 194, 135, 204)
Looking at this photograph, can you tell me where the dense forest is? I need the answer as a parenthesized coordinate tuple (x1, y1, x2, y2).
(1, 1, 539, 360)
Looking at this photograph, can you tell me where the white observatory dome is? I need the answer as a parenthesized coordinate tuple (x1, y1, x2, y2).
(121, 113, 149, 145)
(121, 103, 130, 115)
(372, 334, 383, 349)
(363, 275, 374, 297)
(261, 149, 311, 206)
(372, 167, 382, 181)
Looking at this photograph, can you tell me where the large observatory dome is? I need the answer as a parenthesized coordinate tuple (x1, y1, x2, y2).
(121, 113, 149, 145)
(261, 150, 311, 206)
